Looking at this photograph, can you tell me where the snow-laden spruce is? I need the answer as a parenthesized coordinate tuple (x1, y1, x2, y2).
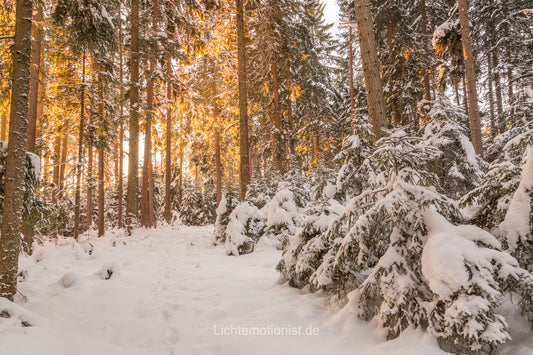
(418, 97, 484, 199)
(277, 188, 344, 290)
(213, 192, 239, 245)
(422, 211, 533, 353)
(500, 149, 533, 272)
(224, 201, 266, 255)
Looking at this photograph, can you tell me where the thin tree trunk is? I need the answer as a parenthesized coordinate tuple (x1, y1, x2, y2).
(272, 62, 283, 173)
(286, 59, 295, 156)
(58, 120, 68, 198)
(349, 26, 355, 116)
(26, 0, 42, 153)
(127, 0, 140, 233)
(353, 0, 388, 141)
(164, 56, 172, 223)
(97, 76, 105, 237)
(487, 53, 496, 137)
(387, 10, 400, 127)
(86, 114, 93, 230)
(0, 0, 33, 300)
(117, 10, 124, 229)
(213, 78, 222, 206)
(74, 51, 86, 239)
(1, 112, 6, 141)
(458, 0, 483, 157)
(236, 0, 250, 200)
(52, 134, 60, 204)
(492, 50, 503, 117)
(421, 0, 431, 101)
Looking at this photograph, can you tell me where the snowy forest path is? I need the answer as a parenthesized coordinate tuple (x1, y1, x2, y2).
(1, 226, 446, 355)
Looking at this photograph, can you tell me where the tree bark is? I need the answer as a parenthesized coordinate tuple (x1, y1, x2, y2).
(236, 0, 250, 201)
(0, 0, 33, 300)
(26, 0, 42, 153)
(487, 53, 496, 137)
(272, 62, 283, 173)
(52, 134, 60, 204)
(213, 78, 222, 206)
(117, 10, 124, 229)
(458, 0, 483, 157)
(73, 51, 86, 239)
(164, 56, 172, 223)
(421, 0, 432, 101)
(127, 0, 140, 233)
(142, 0, 158, 228)
(1, 112, 6, 141)
(349, 26, 355, 116)
(58, 120, 68, 198)
(86, 114, 93, 230)
(286, 59, 295, 156)
(353, 0, 388, 141)
(97, 76, 105, 237)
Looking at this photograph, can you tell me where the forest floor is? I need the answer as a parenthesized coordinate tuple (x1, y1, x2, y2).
(0, 225, 531, 355)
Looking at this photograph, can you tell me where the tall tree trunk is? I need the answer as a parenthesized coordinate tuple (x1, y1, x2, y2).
(236, 0, 250, 201)
(502, 2, 513, 107)
(1, 112, 6, 141)
(349, 26, 355, 116)
(86, 114, 93, 230)
(421, 0, 432, 101)
(492, 51, 503, 117)
(26, 0, 42, 153)
(142, 0, 158, 228)
(97, 76, 105, 237)
(0, 0, 33, 300)
(458, 0, 483, 157)
(353, 0, 388, 141)
(74, 51, 86, 239)
(58, 120, 68, 198)
(213, 78, 222, 206)
(164, 56, 172, 223)
(117, 11, 124, 229)
(272, 62, 283, 173)
(52, 134, 60, 204)
(487, 54, 496, 137)
(286, 59, 295, 156)
(387, 10, 400, 127)
(127, 0, 140, 233)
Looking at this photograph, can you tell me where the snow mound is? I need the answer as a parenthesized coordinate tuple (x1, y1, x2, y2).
(58, 272, 82, 288)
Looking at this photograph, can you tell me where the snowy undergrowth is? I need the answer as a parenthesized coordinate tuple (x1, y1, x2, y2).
(0, 226, 472, 355)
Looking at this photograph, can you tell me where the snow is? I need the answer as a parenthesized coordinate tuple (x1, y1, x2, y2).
(27, 152, 41, 182)
(0, 226, 456, 355)
(500, 149, 533, 250)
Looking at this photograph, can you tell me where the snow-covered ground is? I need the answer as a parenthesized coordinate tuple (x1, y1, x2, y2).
(0, 226, 531, 355)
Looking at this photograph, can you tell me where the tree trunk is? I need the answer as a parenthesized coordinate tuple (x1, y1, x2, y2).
(97, 76, 105, 237)
(387, 10, 400, 128)
(86, 115, 93, 230)
(141, 0, 157, 228)
(58, 120, 68, 198)
(127, 0, 140, 233)
(487, 53, 496, 137)
(236, 0, 250, 201)
(492, 50, 503, 117)
(353, 0, 388, 141)
(0, 0, 33, 300)
(349, 26, 355, 116)
(164, 56, 172, 223)
(421, 0, 432, 101)
(1, 112, 6, 141)
(213, 78, 222, 206)
(52, 134, 60, 204)
(26, 0, 42, 153)
(286, 59, 295, 156)
(117, 10, 124, 229)
(73, 51, 86, 239)
(458, 0, 483, 157)
(272, 62, 283, 173)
